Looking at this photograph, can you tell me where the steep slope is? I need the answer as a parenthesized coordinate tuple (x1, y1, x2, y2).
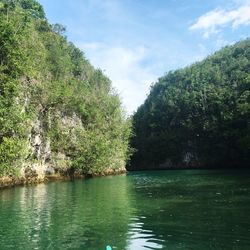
(0, 0, 132, 186)
(130, 39, 250, 170)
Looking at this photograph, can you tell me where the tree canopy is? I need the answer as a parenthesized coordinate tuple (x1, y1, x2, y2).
(130, 39, 250, 170)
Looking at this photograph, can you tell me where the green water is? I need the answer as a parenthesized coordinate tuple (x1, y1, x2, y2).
(1, 170, 250, 249)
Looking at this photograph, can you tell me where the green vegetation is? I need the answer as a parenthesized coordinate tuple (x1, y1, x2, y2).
(0, 0, 132, 176)
(131, 39, 250, 169)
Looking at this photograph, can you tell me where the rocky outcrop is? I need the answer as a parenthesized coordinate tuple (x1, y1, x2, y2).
(0, 110, 127, 189)
(29, 117, 51, 164)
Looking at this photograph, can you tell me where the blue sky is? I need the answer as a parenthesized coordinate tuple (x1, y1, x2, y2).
(38, 0, 250, 114)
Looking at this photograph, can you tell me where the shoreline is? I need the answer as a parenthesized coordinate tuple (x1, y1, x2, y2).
(2, 166, 249, 189)
(127, 166, 250, 171)
(127, 163, 250, 171)
(0, 167, 127, 189)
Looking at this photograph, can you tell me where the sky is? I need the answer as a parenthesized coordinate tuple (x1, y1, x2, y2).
(38, 0, 250, 114)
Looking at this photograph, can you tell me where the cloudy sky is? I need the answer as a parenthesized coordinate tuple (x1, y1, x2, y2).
(38, 0, 250, 114)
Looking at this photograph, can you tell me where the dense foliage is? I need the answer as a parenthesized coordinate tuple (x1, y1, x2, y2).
(131, 39, 250, 169)
(0, 0, 131, 175)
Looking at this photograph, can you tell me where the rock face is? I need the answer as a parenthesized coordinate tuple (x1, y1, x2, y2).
(29, 118, 51, 164)
(24, 112, 53, 180)
(0, 109, 127, 188)
(0, 112, 76, 188)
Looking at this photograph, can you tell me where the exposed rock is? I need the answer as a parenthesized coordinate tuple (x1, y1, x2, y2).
(61, 112, 82, 128)
(0, 108, 126, 189)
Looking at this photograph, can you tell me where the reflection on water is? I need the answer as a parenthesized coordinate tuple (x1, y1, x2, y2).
(1, 170, 250, 249)
(127, 217, 164, 249)
(0, 175, 134, 250)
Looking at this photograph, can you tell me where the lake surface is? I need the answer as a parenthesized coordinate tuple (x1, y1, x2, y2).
(1, 170, 250, 249)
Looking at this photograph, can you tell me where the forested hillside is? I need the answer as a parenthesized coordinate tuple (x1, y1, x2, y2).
(0, 0, 131, 181)
(130, 39, 250, 170)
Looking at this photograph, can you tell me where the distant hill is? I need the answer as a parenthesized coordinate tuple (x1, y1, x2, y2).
(130, 39, 250, 170)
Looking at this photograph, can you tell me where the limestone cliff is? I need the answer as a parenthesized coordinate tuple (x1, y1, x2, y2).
(0, 0, 131, 187)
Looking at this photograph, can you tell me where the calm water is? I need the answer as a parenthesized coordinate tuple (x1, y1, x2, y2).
(1, 170, 250, 249)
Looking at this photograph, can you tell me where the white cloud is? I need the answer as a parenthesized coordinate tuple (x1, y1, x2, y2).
(215, 37, 233, 48)
(190, 3, 250, 38)
(77, 42, 157, 114)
